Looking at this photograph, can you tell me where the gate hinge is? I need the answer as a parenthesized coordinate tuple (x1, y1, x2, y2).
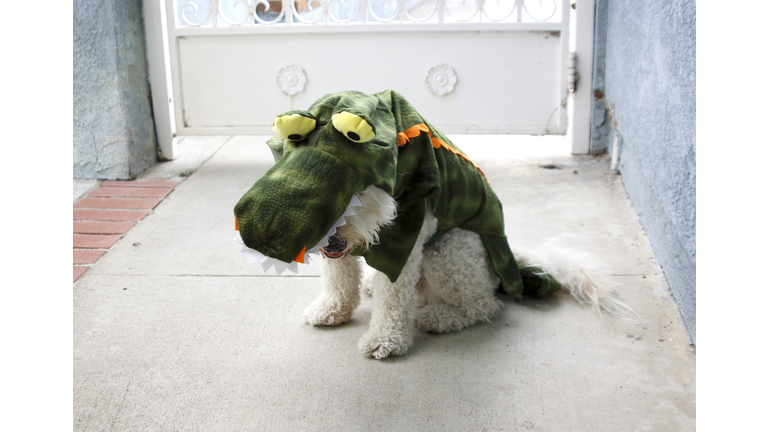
(568, 52, 579, 93)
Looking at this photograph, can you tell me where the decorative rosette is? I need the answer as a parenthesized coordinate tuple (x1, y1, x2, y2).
(234, 195, 363, 275)
(277, 64, 307, 96)
(426, 63, 458, 96)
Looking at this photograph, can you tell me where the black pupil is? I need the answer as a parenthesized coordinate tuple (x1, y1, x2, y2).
(347, 131, 360, 141)
(288, 134, 302, 140)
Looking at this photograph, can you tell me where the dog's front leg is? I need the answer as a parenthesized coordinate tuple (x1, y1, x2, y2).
(358, 265, 419, 359)
(358, 214, 437, 359)
(303, 255, 364, 326)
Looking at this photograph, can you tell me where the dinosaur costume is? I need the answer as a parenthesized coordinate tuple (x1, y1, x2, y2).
(234, 90, 560, 301)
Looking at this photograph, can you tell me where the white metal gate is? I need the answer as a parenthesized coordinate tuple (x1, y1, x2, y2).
(145, 0, 595, 159)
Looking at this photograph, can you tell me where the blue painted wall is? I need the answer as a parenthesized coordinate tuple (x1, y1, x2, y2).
(74, 0, 157, 180)
(591, 0, 696, 342)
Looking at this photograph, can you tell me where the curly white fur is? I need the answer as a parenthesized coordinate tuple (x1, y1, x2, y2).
(335, 185, 398, 251)
(303, 255, 364, 326)
(513, 234, 638, 320)
(303, 186, 636, 359)
(356, 210, 437, 358)
(417, 228, 504, 333)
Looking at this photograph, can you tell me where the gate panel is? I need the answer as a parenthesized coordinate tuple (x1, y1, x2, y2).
(178, 30, 564, 133)
(162, 0, 571, 137)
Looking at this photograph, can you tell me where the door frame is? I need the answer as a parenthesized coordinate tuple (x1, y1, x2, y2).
(143, 0, 595, 159)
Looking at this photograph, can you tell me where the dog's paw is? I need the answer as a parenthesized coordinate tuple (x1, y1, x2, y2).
(358, 330, 412, 359)
(302, 299, 354, 326)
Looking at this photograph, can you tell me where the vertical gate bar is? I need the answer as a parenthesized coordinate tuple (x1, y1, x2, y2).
(559, 0, 570, 134)
(516, 0, 523, 22)
(478, 0, 484, 23)
(165, 0, 187, 142)
(212, 0, 219, 27)
(567, 0, 595, 154)
(284, 0, 293, 25)
(361, 0, 368, 24)
(144, 0, 177, 160)
(437, 0, 444, 23)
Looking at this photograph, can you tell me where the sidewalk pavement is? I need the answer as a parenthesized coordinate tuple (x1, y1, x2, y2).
(73, 136, 234, 282)
(73, 135, 695, 431)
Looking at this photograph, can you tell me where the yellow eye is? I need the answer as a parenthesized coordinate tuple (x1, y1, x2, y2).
(331, 112, 375, 143)
(272, 114, 317, 141)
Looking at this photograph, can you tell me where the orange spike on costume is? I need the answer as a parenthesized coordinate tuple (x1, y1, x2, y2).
(397, 123, 490, 185)
(397, 124, 430, 146)
(293, 246, 306, 264)
(235, 218, 239, 231)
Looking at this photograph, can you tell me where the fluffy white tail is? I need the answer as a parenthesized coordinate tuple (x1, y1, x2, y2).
(514, 235, 638, 320)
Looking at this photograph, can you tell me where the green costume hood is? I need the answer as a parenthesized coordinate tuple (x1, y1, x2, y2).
(235, 90, 560, 301)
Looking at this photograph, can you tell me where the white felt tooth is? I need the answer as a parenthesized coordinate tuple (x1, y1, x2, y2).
(342, 206, 356, 217)
(330, 201, 356, 231)
(264, 197, 360, 262)
(240, 245, 265, 262)
(332, 215, 346, 229)
(254, 251, 268, 264)
(313, 212, 349, 250)
(234, 231, 306, 272)
(287, 261, 299, 274)
(261, 259, 275, 273)
(274, 260, 291, 275)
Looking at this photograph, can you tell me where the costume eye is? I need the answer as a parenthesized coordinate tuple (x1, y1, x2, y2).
(272, 113, 317, 141)
(331, 112, 375, 143)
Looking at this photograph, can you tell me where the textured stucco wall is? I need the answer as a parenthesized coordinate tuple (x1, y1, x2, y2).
(74, 0, 157, 180)
(591, 0, 696, 342)
(589, 0, 610, 154)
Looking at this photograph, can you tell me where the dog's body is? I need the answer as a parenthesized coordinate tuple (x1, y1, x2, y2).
(305, 185, 634, 359)
(234, 91, 634, 360)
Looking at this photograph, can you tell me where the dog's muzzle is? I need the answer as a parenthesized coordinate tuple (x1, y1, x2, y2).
(320, 234, 350, 260)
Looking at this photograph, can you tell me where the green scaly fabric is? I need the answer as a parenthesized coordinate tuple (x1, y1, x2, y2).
(234, 90, 561, 301)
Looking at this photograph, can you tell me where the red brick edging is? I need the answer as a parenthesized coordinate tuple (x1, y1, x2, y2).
(73, 178, 182, 282)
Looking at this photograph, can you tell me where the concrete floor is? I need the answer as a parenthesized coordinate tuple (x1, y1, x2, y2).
(73, 135, 695, 431)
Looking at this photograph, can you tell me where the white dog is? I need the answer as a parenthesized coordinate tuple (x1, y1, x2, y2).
(303, 185, 635, 360)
